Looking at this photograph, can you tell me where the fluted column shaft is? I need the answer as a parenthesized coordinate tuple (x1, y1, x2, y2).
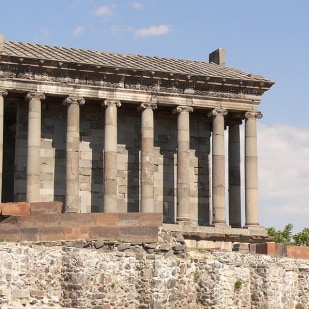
(245, 111, 262, 226)
(228, 119, 242, 227)
(104, 99, 121, 213)
(139, 102, 157, 213)
(173, 106, 193, 223)
(64, 96, 85, 213)
(209, 107, 228, 225)
(0, 89, 8, 202)
(26, 92, 45, 202)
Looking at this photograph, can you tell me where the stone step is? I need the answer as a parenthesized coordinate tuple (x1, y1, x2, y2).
(0, 212, 162, 243)
(0, 201, 63, 216)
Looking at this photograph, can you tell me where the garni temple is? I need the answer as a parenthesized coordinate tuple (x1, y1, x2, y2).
(0, 34, 274, 242)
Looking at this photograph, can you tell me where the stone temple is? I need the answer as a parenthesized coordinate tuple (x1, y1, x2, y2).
(0, 34, 274, 239)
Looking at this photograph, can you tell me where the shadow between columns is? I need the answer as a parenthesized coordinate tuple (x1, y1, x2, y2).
(190, 114, 211, 226)
(154, 110, 176, 223)
(47, 103, 66, 211)
(118, 106, 140, 212)
(2, 103, 16, 202)
(14, 102, 28, 202)
(81, 103, 104, 213)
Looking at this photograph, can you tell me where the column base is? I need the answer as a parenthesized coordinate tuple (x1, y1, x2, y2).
(177, 219, 190, 224)
(244, 225, 268, 236)
(244, 222, 259, 227)
(176, 218, 193, 226)
(212, 223, 230, 228)
(212, 219, 227, 225)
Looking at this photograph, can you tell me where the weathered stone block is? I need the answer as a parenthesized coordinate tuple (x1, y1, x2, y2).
(95, 213, 119, 226)
(1, 202, 30, 216)
(140, 213, 163, 226)
(30, 290, 45, 298)
(80, 151, 92, 160)
(79, 175, 91, 183)
(17, 214, 62, 226)
(276, 243, 287, 257)
(89, 226, 120, 239)
(80, 182, 91, 192)
(0, 225, 20, 241)
(38, 226, 65, 241)
(40, 148, 55, 158)
(30, 201, 63, 214)
(287, 245, 309, 259)
(12, 289, 29, 299)
(60, 213, 96, 226)
(267, 242, 277, 256)
(19, 227, 39, 241)
(0, 289, 10, 297)
(119, 213, 140, 226)
(63, 226, 90, 240)
(184, 239, 197, 248)
(119, 226, 159, 242)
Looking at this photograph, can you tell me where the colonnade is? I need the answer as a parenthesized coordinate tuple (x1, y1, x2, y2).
(0, 90, 262, 227)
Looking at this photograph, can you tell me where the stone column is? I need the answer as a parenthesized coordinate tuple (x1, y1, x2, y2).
(0, 89, 8, 202)
(244, 111, 262, 226)
(139, 102, 157, 213)
(103, 99, 121, 213)
(26, 92, 45, 202)
(228, 118, 242, 227)
(173, 106, 193, 223)
(63, 96, 85, 213)
(208, 107, 228, 225)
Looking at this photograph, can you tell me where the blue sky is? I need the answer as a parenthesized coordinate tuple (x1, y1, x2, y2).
(1, 0, 309, 232)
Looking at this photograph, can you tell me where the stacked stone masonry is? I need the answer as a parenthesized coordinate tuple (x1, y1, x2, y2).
(6, 95, 212, 223)
(0, 242, 308, 309)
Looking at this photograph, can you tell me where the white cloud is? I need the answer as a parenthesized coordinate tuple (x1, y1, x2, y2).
(132, 2, 143, 9)
(257, 123, 309, 231)
(221, 122, 309, 231)
(135, 25, 170, 38)
(73, 26, 85, 36)
(94, 5, 113, 16)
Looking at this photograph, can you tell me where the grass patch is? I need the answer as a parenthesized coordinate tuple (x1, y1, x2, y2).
(193, 271, 200, 281)
(234, 279, 242, 291)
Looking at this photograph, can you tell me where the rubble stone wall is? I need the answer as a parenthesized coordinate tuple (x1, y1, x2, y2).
(0, 242, 308, 309)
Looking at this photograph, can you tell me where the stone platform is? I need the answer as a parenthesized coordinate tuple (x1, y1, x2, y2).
(0, 202, 271, 247)
(0, 202, 162, 243)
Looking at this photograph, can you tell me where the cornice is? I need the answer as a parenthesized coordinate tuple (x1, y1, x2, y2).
(0, 57, 272, 97)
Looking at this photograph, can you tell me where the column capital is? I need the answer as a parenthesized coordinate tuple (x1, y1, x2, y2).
(63, 96, 85, 106)
(26, 92, 45, 101)
(138, 103, 157, 111)
(227, 117, 242, 126)
(103, 99, 121, 108)
(208, 107, 228, 118)
(172, 105, 193, 114)
(0, 89, 8, 97)
(244, 111, 263, 120)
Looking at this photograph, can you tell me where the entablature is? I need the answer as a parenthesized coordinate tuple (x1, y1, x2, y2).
(0, 55, 272, 98)
(0, 77, 261, 112)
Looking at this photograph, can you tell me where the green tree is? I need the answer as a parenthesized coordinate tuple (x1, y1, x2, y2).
(267, 224, 293, 244)
(267, 224, 309, 246)
(293, 228, 309, 246)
